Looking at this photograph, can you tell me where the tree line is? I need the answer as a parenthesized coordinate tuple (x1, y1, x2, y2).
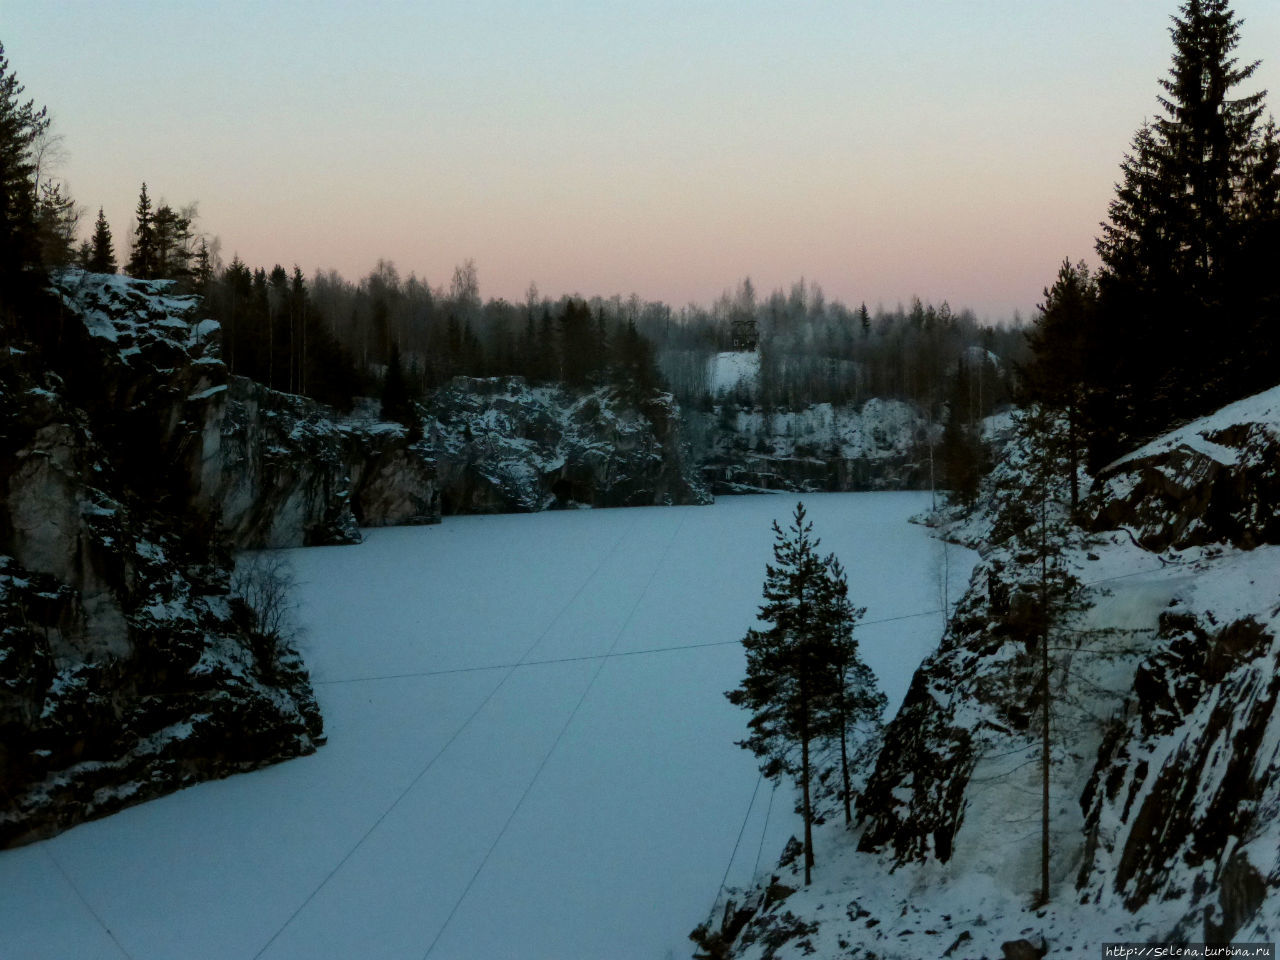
(651, 277, 1024, 414)
(3, 36, 1021, 442)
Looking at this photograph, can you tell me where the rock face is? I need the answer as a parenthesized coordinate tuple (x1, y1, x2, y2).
(200, 374, 708, 546)
(421, 377, 709, 513)
(1, 273, 323, 847)
(690, 399, 941, 494)
(1086, 388, 1280, 550)
(702, 391, 1280, 958)
(200, 378, 438, 548)
(1075, 558, 1280, 941)
(852, 386, 1280, 945)
(1, 271, 710, 846)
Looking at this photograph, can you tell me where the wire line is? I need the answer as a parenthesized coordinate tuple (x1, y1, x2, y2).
(706, 772, 764, 928)
(250, 514, 641, 960)
(315, 607, 953, 687)
(422, 509, 689, 959)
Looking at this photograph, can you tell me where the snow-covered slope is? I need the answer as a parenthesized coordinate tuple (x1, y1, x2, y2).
(704, 386, 1280, 958)
(710, 350, 761, 397)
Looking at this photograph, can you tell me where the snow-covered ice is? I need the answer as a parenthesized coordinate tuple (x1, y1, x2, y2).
(0, 493, 974, 960)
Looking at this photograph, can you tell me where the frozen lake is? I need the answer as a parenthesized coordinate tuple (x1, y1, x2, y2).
(0, 492, 975, 960)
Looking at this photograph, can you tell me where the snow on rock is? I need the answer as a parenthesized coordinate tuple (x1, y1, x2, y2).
(692, 397, 943, 494)
(1088, 383, 1280, 550)
(1, 277, 324, 846)
(707, 388, 1280, 957)
(422, 376, 710, 512)
(2, 270, 710, 846)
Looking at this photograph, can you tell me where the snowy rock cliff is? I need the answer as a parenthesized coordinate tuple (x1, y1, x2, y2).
(1, 273, 323, 847)
(201, 378, 437, 548)
(705, 386, 1280, 958)
(423, 377, 709, 512)
(205, 372, 707, 544)
(1086, 388, 1280, 550)
(44, 272, 706, 552)
(1, 271, 709, 845)
(690, 399, 941, 495)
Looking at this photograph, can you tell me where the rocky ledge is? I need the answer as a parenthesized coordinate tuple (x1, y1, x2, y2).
(1, 274, 324, 846)
(703, 386, 1280, 958)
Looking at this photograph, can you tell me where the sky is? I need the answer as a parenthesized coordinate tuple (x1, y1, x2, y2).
(4, 1, 1278, 321)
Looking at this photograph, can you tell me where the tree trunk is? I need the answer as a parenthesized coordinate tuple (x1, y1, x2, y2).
(801, 728, 814, 886)
(1040, 496, 1051, 907)
(1067, 401, 1080, 515)
(840, 720, 852, 827)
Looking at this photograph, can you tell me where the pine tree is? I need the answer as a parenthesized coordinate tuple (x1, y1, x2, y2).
(88, 206, 116, 273)
(815, 556, 885, 827)
(126, 182, 155, 279)
(988, 405, 1093, 907)
(152, 202, 193, 281)
(726, 502, 847, 885)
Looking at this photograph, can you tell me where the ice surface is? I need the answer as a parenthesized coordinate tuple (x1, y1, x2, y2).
(0, 493, 974, 960)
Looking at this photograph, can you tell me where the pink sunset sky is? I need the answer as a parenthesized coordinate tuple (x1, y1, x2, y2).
(5, 0, 1279, 321)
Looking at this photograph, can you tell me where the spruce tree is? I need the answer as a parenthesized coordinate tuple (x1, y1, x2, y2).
(940, 380, 984, 508)
(192, 238, 211, 293)
(127, 182, 155, 279)
(380, 343, 415, 430)
(1091, 0, 1275, 460)
(1023, 259, 1095, 510)
(88, 206, 116, 273)
(0, 41, 50, 309)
